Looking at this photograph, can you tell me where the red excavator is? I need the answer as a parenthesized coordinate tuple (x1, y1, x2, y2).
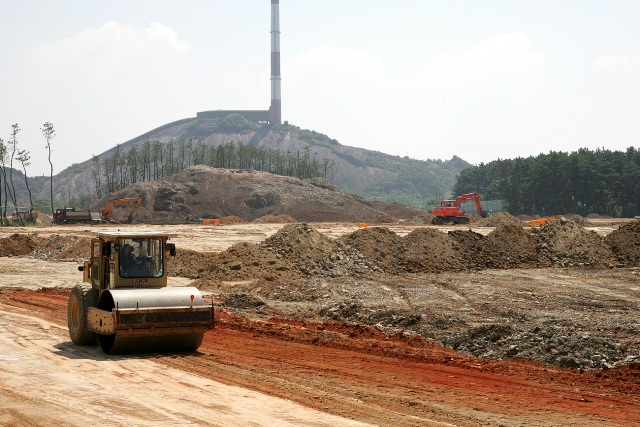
(432, 192, 488, 225)
(100, 198, 142, 223)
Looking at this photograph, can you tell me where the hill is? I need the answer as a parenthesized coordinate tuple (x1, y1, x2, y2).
(91, 165, 401, 223)
(21, 113, 471, 209)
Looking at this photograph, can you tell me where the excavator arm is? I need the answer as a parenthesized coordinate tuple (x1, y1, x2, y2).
(100, 198, 142, 223)
(453, 193, 488, 218)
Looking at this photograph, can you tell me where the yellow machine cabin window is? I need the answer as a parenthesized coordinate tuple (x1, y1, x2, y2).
(119, 238, 164, 278)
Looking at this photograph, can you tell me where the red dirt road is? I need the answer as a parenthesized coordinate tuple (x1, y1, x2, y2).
(1, 288, 639, 426)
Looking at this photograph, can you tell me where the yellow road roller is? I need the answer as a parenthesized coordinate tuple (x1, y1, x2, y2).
(67, 231, 213, 354)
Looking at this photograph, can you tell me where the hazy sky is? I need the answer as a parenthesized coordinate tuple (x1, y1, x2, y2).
(1, 0, 639, 176)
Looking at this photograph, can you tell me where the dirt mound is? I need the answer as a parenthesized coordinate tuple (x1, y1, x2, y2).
(369, 201, 429, 220)
(30, 235, 90, 261)
(171, 248, 214, 278)
(34, 211, 52, 224)
(403, 213, 434, 224)
(534, 218, 617, 267)
(204, 242, 301, 283)
(485, 224, 546, 268)
(0, 233, 39, 257)
(398, 228, 462, 272)
(565, 214, 593, 227)
(92, 166, 384, 224)
(605, 219, 640, 266)
(475, 212, 523, 227)
(253, 214, 297, 223)
(447, 230, 489, 269)
(220, 215, 248, 225)
(339, 227, 405, 273)
(261, 223, 337, 275)
(31, 234, 91, 261)
(445, 320, 631, 370)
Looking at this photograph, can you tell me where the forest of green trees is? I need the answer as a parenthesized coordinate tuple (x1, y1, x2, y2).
(453, 147, 640, 217)
(92, 139, 334, 198)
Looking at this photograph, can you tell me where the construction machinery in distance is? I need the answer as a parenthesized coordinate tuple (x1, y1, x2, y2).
(432, 192, 488, 225)
(67, 231, 214, 354)
(100, 197, 142, 223)
(53, 197, 142, 225)
(53, 208, 103, 224)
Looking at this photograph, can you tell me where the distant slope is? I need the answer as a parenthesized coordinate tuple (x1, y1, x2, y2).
(27, 114, 472, 208)
(90, 165, 387, 223)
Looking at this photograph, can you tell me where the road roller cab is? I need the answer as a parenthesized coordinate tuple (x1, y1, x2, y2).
(68, 231, 213, 354)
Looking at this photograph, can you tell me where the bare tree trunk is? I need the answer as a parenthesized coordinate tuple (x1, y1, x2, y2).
(42, 122, 56, 217)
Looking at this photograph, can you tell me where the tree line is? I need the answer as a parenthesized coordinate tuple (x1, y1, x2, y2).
(0, 122, 55, 226)
(92, 139, 335, 198)
(453, 147, 640, 217)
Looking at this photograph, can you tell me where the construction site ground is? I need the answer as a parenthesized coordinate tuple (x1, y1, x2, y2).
(1, 221, 639, 426)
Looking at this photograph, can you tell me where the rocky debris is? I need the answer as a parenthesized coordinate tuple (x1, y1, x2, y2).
(223, 293, 266, 309)
(605, 219, 640, 266)
(445, 321, 631, 370)
(534, 217, 617, 267)
(31, 235, 91, 261)
(339, 227, 405, 273)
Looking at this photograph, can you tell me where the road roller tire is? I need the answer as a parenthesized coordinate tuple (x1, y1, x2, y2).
(68, 283, 99, 346)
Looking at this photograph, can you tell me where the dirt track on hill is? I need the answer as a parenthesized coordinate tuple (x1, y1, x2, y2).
(1, 221, 639, 426)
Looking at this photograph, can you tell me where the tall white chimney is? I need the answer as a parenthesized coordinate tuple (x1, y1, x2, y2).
(269, 0, 282, 124)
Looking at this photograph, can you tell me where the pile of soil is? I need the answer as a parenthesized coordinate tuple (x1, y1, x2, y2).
(171, 248, 214, 278)
(444, 320, 632, 370)
(447, 230, 489, 269)
(565, 214, 593, 227)
(485, 223, 547, 268)
(92, 166, 386, 223)
(261, 224, 338, 275)
(30, 235, 90, 261)
(205, 242, 300, 283)
(534, 218, 617, 267)
(399, 227, 462, 272)
(0, 234, 38, 257)
(368, 201, 430, 220)
(339, 227, 406, 273)
(220, 215, 248, 225)
(605, 219, 640, 266)
(403, 213, 434, 224)
(475, 212, 524, 227)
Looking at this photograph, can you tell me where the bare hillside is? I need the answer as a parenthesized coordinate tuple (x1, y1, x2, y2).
(91, 165, 389, 223)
